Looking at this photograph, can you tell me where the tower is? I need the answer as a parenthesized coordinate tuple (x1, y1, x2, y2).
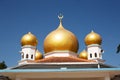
(19, 32, 42, 65)
(84, 31, 104, 61)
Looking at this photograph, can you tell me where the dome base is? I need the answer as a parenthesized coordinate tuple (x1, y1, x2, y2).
(44, 50, 78, 58)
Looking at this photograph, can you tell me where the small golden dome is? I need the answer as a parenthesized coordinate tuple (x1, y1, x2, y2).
(84, 30, 102, 45)
(35, 50, 43, 60)
(21, 32, 38, 46)
(79, 50, 88, 59)
(43, 15, 79, 53)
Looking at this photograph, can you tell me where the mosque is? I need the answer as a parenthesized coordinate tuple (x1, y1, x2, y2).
(0, 15, 120, 80)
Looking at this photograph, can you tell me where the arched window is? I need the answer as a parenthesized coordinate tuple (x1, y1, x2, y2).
(22, 53, 24, 59)
(101, 49, 104, 53)
(26, 54, 29, 58)
(90, 53, 92, 58)
(31, 55, 33, 59)
(95, 53, 97, 57)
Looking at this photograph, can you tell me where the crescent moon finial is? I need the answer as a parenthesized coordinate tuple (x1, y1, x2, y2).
(58, 13, 63, 21)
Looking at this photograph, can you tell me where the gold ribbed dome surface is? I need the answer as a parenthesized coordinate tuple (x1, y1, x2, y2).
(21, 32, 38, 46)
(43, 15, 79, 53)
(79, 50, 88, 59)
(84, 31, 102, 45)
(35, 50, 43, 60)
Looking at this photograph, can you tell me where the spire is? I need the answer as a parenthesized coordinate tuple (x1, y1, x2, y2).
(28, 32, 32, 34)
(91, 30, 94, 33)
(58, 13, 64, 29)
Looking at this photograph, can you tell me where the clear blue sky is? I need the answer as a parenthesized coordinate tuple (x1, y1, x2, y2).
(0, 0, 120, 67)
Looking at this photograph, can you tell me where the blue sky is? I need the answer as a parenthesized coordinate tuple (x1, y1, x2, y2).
(0, 0, 120, 67)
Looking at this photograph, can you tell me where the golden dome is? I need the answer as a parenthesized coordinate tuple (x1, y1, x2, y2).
(35, 50, 43, 60)
(79, 50, 88, 59)
(84, 31, 102, 45)
(21, 32, 38, 46)
(43, 15, 79, 53)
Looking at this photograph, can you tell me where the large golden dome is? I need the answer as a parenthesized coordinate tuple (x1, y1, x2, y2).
(84, 31, 102, 45)
(21, 32, 38, 46)
(35, 50, 43, 60)
(79, 50, 88, 59)
(43, 15, 79, 53)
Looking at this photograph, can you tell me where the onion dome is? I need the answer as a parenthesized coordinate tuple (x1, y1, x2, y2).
(21, 32, 38, 46)
(35, 50, 43, 60)
(84, 30, 102, 46)
(79, 50, 88, 59)
(43, 15, 79, 53)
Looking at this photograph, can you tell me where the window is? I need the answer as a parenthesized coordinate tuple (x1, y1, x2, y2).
(31, 55, 33, 59)
(95, 53, 97, 57)
(101, 49, 104, 53)
(90, 53, 92, 58)
(22, 53, 24, 59)
(26, 54, 29, 58)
